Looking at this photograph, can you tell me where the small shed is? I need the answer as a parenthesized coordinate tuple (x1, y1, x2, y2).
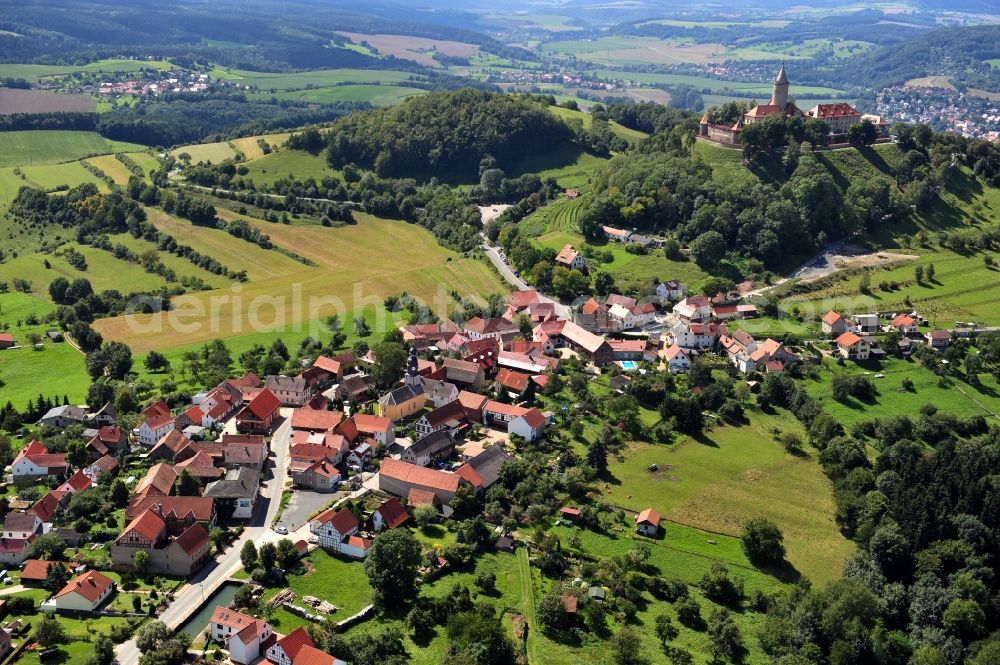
(635, 508, 661, 537)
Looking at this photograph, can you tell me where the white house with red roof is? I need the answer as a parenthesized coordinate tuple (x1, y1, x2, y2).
(890, 314, 919, 335)
(822, 311, 847, 335)
(56, 470, 93, 495)
(663, 344, 692, 374)
(265, 627, 346, 665)
(373, 498, 409, 531)
(635, 508, 661, 537)
(11, 441, 68, 478)
(671, 321, 726, 350)
(672, 295, 713, 322)
(836, 332, 871, 361)
(346, 414, 394, 445)
(309, 508, 360, 553)
(43, 570, 115, 612)
(210, 606, 274, 665)
(508, 408, 548, 442)
(136, 400, 175, 446)
(554, 244, 586, 270)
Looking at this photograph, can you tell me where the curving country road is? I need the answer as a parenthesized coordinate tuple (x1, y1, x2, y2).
(481, 238, 572, 320)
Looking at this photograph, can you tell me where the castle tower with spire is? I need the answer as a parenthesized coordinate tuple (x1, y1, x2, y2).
(769, 64, 789, 110)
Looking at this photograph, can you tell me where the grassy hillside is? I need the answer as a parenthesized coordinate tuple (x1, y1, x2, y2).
(94, 213, 504, 353)
(0, 131, 146, 168)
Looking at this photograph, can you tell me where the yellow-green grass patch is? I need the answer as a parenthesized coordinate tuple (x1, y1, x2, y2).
(19, 161, 111, 193)
(171, 141, 238, 164)
(255, 85, 428, 107)
(244, 149, 337, 187)
(86, 154, 135, 184)
(110, 232, 230, 289)
(0, 291, 89, 410)
(0, 240, 170, 295)
(144, 207, 306, 281)
(124, 151, 161, 176)
(601, 408, 854, 586)
(230, 133, 290, 160)
(804, 356, 1000, 427)
(95, 213, 505, 352)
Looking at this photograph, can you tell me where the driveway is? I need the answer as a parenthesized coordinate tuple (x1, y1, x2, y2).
(274, 489, 342, 532)
(481, 237, 572, 320)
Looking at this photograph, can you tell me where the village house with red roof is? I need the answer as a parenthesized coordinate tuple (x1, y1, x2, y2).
(43, 570, 115, 612)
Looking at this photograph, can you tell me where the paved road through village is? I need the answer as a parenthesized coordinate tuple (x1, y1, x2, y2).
(115, 409, 295, 665)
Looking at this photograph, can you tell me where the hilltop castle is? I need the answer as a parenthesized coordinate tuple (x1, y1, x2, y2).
(698, 65, 888, 147)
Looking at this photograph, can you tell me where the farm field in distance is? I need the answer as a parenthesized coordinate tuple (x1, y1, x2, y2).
(0, 88, 96, 114)
(336, 32, 480, 68)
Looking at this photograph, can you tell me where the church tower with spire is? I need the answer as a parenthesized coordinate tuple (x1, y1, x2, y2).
(769, 64, 789, 110)
(404, 345, 421, 389)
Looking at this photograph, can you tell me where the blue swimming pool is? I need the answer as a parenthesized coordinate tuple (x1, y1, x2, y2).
(619, 361, 638, 370)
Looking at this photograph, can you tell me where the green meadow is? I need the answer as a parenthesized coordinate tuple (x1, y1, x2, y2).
(0, 130, 146, 168)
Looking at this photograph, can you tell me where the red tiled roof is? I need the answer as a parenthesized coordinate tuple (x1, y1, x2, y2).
(519, 408, 547, 429)
(126, 495, 214, 523)
(53, 570, 113, 602)
(507, 290, 540, 309)
(173, 523, 210, 555)
(136, 463, 177, 496)
(455, 464, 484, 489)
(809, 103, 860, 118)
(21, 559, 61, 581)
(379, 458, 461, 493)
(375, 498, 409, 529)
(352, 413, 391, 434)
(143, 400, 170, 419)
(892, 314, 915, 327)
(484, 400, 528, 418)
(822, 311, 842, 326)
(58, 470, 92, 493)
(555, 244, 579, 265)
(31, 492, 63, 522)
(119, 508, 166, 544)
(344, 535, 372, 551)
(496, 368, 530, 393)
(836, 332, 863, 347)
(276, 627, 314, 661)
(291, 408, 341, 431)
(407, 488, 439, 506)
(210, 606, 258, 630)
(294, 645, 336, 665)
(245, 389, 280, 420)
(636, 508, 660, 526)
(313, 508, 358, 535)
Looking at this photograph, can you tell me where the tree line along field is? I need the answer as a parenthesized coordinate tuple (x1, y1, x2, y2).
(335, 32, 481, 68)
(590, 70, 847, 97)
(252, 84, 429, 107)
(92, 211, 505, 353)
(0, 58, 174, 84)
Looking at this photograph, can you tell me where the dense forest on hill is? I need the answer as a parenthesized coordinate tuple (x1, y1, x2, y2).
(0, 0, 531, 69)
(613, 9, 934, 48)
(323, 89, 574, 178)
(788, 25, 1000, 92)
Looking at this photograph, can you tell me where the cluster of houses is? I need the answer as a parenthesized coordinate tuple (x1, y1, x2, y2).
(824, 310, 953, 360)
(210, 611, 346, 665)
